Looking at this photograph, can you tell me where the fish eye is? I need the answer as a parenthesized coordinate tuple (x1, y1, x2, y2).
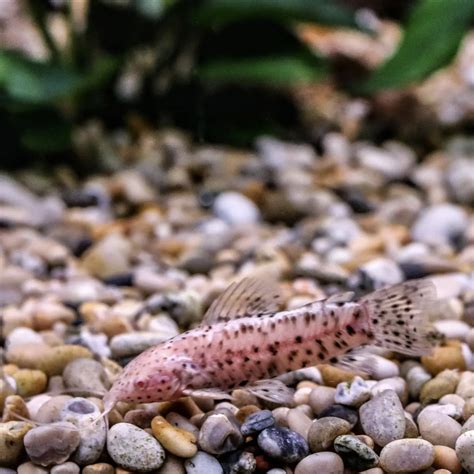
(134, 378, 147, 389)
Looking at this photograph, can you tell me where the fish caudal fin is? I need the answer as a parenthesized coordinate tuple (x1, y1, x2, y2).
(361, 279, 440, 356)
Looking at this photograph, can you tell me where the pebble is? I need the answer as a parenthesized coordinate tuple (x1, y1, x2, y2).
(213, 192, 260, 225)
(422, 346, 466, 375)
(287, 409, 312, 440)
(11, 369, 47, 397)
(334, 376, 371, 407)
(417, 410, 461, 448)
(17, 462, 49, 474)
(59, 397, 107, 465)
(35, 395, 71, 423)
(456, 371, 474, 399)
(152, 416, 197, 458)
(420, 369, 460, 404)
(456, 429, 474, 472)
(404, 413, 419, 438)
(308, 386, 336, 415)
(219, 450, 256, 474)
(24, 422, 81, 467)
(62, 358, 110, 394)
(359, 390, 406, 447)
(155, 454, 185, 474)
(294, 452, 344, 474)
(110, 332, 178, 358)
(2, 395, 29, 422)
(81, 463, 115, 474)
(0, 379, 15, 412)
(166, 412, 200, 438)
(380, 438, 435, 473)
(411, 203, 468, 246)
(319, 404, 358, 427)
(307, 417, 351, 452)
(433, 445, 462, 473)
(240, 410, 275, 436)
(0, 421, 33, 466)
(463, 400, 474, 420)
(370, 377, 408, 404)
(333, 434, 379, 471)
(50, 462, 80, 474)
(184, 451, 223, 474)
(257, 427, 308, 463)
(107, 423, 166, 472)
(319, 365, 355, 387)
(198, 413, 243, 454)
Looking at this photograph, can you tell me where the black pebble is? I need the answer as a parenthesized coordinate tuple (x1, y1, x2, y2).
(319, 404, 358, 427)
(257, 426, 308, 464)
(241, 410, 275, 436)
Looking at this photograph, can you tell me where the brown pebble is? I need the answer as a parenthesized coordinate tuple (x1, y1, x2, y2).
(318, 365, 357, 387)
(422, 346, 466, 375)
(11, 369, 47, 397)
(433, 445, 462, 474)
(17, 461, 49, 474)
(420, 370, 460, 404)
(81, 463, 115, 474)
(236, 405, 260, 424)
(2, 395, 30, 422)
(463, 397, 474, 420)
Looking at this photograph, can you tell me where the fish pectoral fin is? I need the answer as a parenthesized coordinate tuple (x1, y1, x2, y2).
(182, 388, 233, 400)
(326, 291, 355, 304)
(244, 379, 294, 406)
(202, 276, 282, 324)
(329, 346, 379, 375)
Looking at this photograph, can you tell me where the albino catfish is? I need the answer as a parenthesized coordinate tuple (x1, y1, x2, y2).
(101, 277, 439, 413)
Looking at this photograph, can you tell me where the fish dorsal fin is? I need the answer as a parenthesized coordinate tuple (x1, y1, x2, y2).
(202, 277, 281, 324)
(326, 291, 355, 305)
(244, 379, 294, 405)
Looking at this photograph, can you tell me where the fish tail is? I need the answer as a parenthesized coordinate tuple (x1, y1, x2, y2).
(360, 279, 442, 356)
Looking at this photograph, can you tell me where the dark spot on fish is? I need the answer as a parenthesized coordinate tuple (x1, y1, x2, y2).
(253, 346, 259, 353)
(244, 356, 250, 362)
(295, 336, 302, 343)
(318, 352, 325, 360)
(305, 349, 313, 356)
(239, 380, 248, 386)
(334, 341, 342, 349)
(346, 325, 355, 336)
(330, 357, 338, 363)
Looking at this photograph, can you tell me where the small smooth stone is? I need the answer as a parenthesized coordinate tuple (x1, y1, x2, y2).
(35, 395, 72, 423)
(463, 399, 474, 420)
(463, 415, 474, 434)
(107, 423, 166, 472)
(81, 463, 115, 474)
(24, 422, 80, 467)
(371, 377, 408, 405)
(294, 452, 344, 474)
(439, 394, 465, 411)
(272, 407, 290, 427)
(433, 445, 462, 474)
(0, 421, 33, 466)
(0, 379, 15, 412)
(184, 451, 223, 474)
(319, 365, 355, 387)
(258, 427, 309, 463)
(435, 320, 471, 340)
(166, 412, 200, 438)
(417, 410, 461, 448)
(404, 413, 419, 438)
(219, 450, 256, 474)
(11, 369, 47, 397)
(50, 462, 80, 474)
(358, 469, 383, 474)
(0, 468, 18, 474)
(422, 346, 466, 376)
(156, 454, 185, 474)
(110, 332, 178, 358)
(456, 371, 474, 400)
(213, 191, 260, 225)
(307, 417, 351, 452)
(59, 397, 107, 465)
(17, 462, 49, 474)
(368, 355, 400, 380)
(359, 390, 405, 447)
(287, 409, 312, 440)
(380, 439, 435, 473)
(241, 410, 275, 436)
(421, 370, 460, 404)
(152, 416, 197, 458)
(198, 414, 243, 454)
(318, 404, 358, 427)
(308, 386, 336, 415)
(333, 434, 379, 471)
(455, 430, 474, 472)
(62, 358, 110, 394)
(2, 394, 29, 422)
(406, 365, 432, 398)
(293, 387, 312, 405)
(335, 376, 371, 407)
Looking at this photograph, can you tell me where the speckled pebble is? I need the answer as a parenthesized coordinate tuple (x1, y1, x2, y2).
(455, 430, 474, 472)
(24, 422, 81, 467)
(294, 452, 344, 474)
(184, 451, 223, 474)
(359, 390, 405, 447)
(240, 410, 275, 436)
(198, 413, 243, 454)
(380, 438, 435, 473)
(258, 426, 309, 463)
(152, 416, 197, 458)
(333, 434, 379, 471)
(107, 423, 166, 472)
(307, 417, 351, 452)
(335, 376, 371, 407)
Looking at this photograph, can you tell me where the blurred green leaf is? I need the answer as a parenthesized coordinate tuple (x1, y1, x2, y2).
(135, 0, 177, 18)
(360, 0, 474, 92)
(195, 0, 358, 28)
(21, 121, 72, 153)
(0, 52, 81, 104)
(198, 55, 327, 86)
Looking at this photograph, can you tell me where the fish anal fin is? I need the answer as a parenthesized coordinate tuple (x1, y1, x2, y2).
(202, 277, 282, 325)
(328, 346, 377, 376)
(243, 379, 294, 406)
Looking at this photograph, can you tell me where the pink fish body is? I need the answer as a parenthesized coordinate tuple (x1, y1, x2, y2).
(104, 278, 438, 410)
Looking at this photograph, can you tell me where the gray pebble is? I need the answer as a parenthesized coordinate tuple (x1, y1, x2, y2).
(455, 429, 474, 472)
(24, 422, 80, 467)
(417, 409, 461, 448)
(335, 376, 371, 407)
(333, 435, 379, 471)
(380, 438, 434, 473)
(359, 390, 405, 447)
(184, 451, 223, 474)
(257, 427, 308, 463)
(62, 358, 110, 394)
(60, 397, 107, 465)
(107, 422, 165, 472)
(241, 410, 275, 436)
(16, 462, 49, 474)
(50, 462, 80, 474)
(199, 413, 243, 454)
(319, 404, 358, 427)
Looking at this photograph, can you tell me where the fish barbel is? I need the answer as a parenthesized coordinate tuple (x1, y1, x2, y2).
(103, 277, 438, 411)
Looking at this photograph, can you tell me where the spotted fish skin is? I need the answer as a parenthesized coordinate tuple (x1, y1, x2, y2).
(104, 278, 437, 408)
